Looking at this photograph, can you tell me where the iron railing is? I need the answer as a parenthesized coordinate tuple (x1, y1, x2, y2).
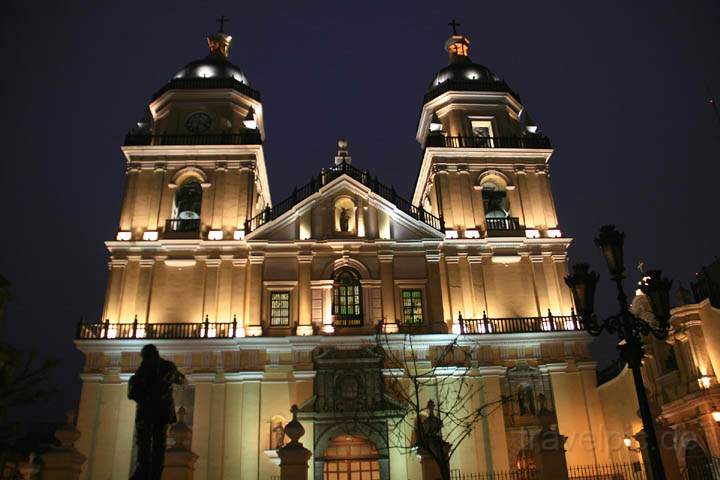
(424, 79, 521, 104)
(486, 217, 521, 231)
(76, 317, 238, 340)
(568, 462, 647, 479)
(78, 313, 585, 340)
(426, 134, 551, 149)
(450, 469, 538, 480)
(680, 457, 720, 479)
(164, 218, 200, 234)
(152, 77, 261, 101)
(245, 160, 444, 233)
(458, 311, 584, 335)
(125, 130, 262, 146)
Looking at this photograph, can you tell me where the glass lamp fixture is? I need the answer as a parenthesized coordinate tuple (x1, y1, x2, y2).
(116, 231, 132, 241)
(564, 263, 600, 318)
(142, 230, 159, 241)
(429, 112, 443, 132)
(712, 410, 720, 423)
(623, 435, 633, 449)
(233, 229, 245, 240)
(243, 107, 257, 129)
(208, 230, 223, 241)
(594, 225, 626, 279)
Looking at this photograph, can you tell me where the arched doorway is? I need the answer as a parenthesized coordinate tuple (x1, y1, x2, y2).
(685, 440, 711, 480)
(322, 435, 380, 480)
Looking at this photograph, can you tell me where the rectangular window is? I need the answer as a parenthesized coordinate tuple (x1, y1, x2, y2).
(270, 292, 290, 326)
(401, 290, 423, 325)
(470, 119, 494, 147)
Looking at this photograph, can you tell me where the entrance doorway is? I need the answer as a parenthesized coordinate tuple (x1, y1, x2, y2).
(685, 440, 711, 480)
(322, 435, 380, 480)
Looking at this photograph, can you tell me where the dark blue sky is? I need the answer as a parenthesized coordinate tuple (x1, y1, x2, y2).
(1, 0, 718, 422)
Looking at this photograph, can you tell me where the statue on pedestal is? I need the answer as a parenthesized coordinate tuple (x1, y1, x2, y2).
(128, 344, 186, 480)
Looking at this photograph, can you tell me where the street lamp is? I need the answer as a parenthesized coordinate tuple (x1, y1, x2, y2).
(565, 225, 672, 480)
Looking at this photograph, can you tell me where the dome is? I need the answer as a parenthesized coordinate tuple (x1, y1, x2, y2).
(174, 55, 250, 85)
(430, 57, 498, 89)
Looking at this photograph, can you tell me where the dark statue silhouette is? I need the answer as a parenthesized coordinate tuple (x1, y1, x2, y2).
(128, 344, 186, 480)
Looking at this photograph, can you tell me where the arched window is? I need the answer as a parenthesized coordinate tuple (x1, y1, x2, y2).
(480, 181, 509, 219)
(333, 269, 362, 326)
(172, 180, 202, 232)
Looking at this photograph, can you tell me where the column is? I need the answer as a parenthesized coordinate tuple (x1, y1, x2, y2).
(444, 256, 463, 333)
(478, 368, 510, 471)
(118, 257, 141, 323)
(76, 377, 100, 480)
(134, 259, 155, 323)
(547, 362, 602, 466)
(202, 259, 222, 322)
(321, 283, 334, 334)
(102, 260, 127, 322)
(458, 167, 475, 230)
(244, 254, 264, 336)
(216, 255, 234, 323)
(191, 381, 212, 480)
(240, 382, 262, 479)
(513, 166, 530, 228)
(425, 253, 447, 332)
(700, 414, 720, 458)
(211, 167, 227, 230)
(434, 169, 454, 228)
(467, 256, 488, 318)
(297, 255, 313, 336)
(146, 166, 166, 231)
(378, 253, 397, 332)
(222, 382, 244, 479)
(119, 165, 140, 233)
(230, 258, 247, 337)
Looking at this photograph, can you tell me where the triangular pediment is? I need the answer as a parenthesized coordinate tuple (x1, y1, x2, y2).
(245, 170, 444, 242)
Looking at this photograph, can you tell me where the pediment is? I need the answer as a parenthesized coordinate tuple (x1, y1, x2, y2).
(245, 172, 444, 242)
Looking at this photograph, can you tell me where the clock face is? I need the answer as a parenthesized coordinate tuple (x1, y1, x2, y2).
(185, 112, 212, 133)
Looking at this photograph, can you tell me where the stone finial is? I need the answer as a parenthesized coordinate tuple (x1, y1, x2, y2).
(19, 453, 39, 480)
(284, 405, 305, 444)
(168, 407, 192, 450)
(55, 411, 81, 449)
(334, 138, 351, 165)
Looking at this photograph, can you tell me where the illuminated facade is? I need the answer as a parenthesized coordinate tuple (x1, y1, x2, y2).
(74, 27, 621, 479)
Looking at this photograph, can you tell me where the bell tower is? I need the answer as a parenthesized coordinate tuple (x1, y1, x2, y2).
(412, 23, 559, 241)
(103, 25, 271, 329)
(116, 25, 270, 244)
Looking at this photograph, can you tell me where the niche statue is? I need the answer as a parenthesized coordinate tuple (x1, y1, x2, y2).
(128, 344, 187, 480)
(339, 207, 351, 232)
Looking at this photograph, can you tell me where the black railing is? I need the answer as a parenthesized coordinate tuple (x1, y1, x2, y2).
(245, 160, 445, 233)
(458, 311, 584, 335)
(568, 462, 647, 479)
(165, 218, 200, 233)
(76, 317, 238, 340)
(125, 130, 262, 146)
(424, 79, 520, 104)
(426, 134, 551, 149)
(485, 217, 521, 231)
(152, 77, 261, 101)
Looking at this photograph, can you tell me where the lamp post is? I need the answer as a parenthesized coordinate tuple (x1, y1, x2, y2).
(565, 225, 672, 480)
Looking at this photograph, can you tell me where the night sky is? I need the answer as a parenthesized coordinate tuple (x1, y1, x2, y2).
(1, 0, 718, 423)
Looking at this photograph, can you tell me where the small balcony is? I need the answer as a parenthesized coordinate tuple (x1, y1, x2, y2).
(425, 134, 551, 149)
(459, 313, 583, 335)
(485, 217, 522, 236)
(164, 218, 200, 239)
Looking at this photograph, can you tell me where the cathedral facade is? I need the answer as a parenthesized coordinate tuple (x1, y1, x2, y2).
(74, 26, 622, 480)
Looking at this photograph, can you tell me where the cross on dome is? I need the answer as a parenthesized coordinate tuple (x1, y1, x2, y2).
(448, 19, 461, 35)
(216, 15, 229, 33)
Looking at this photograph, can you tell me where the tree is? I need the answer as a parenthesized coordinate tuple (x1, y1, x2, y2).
(375, 326, 509, 480)
(0, 277, 59, 449)
(319, 325, 510, 480)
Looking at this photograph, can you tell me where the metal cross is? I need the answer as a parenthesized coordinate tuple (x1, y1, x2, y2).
(216, 15, 229, 32)
(448, 19, 460, 35)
